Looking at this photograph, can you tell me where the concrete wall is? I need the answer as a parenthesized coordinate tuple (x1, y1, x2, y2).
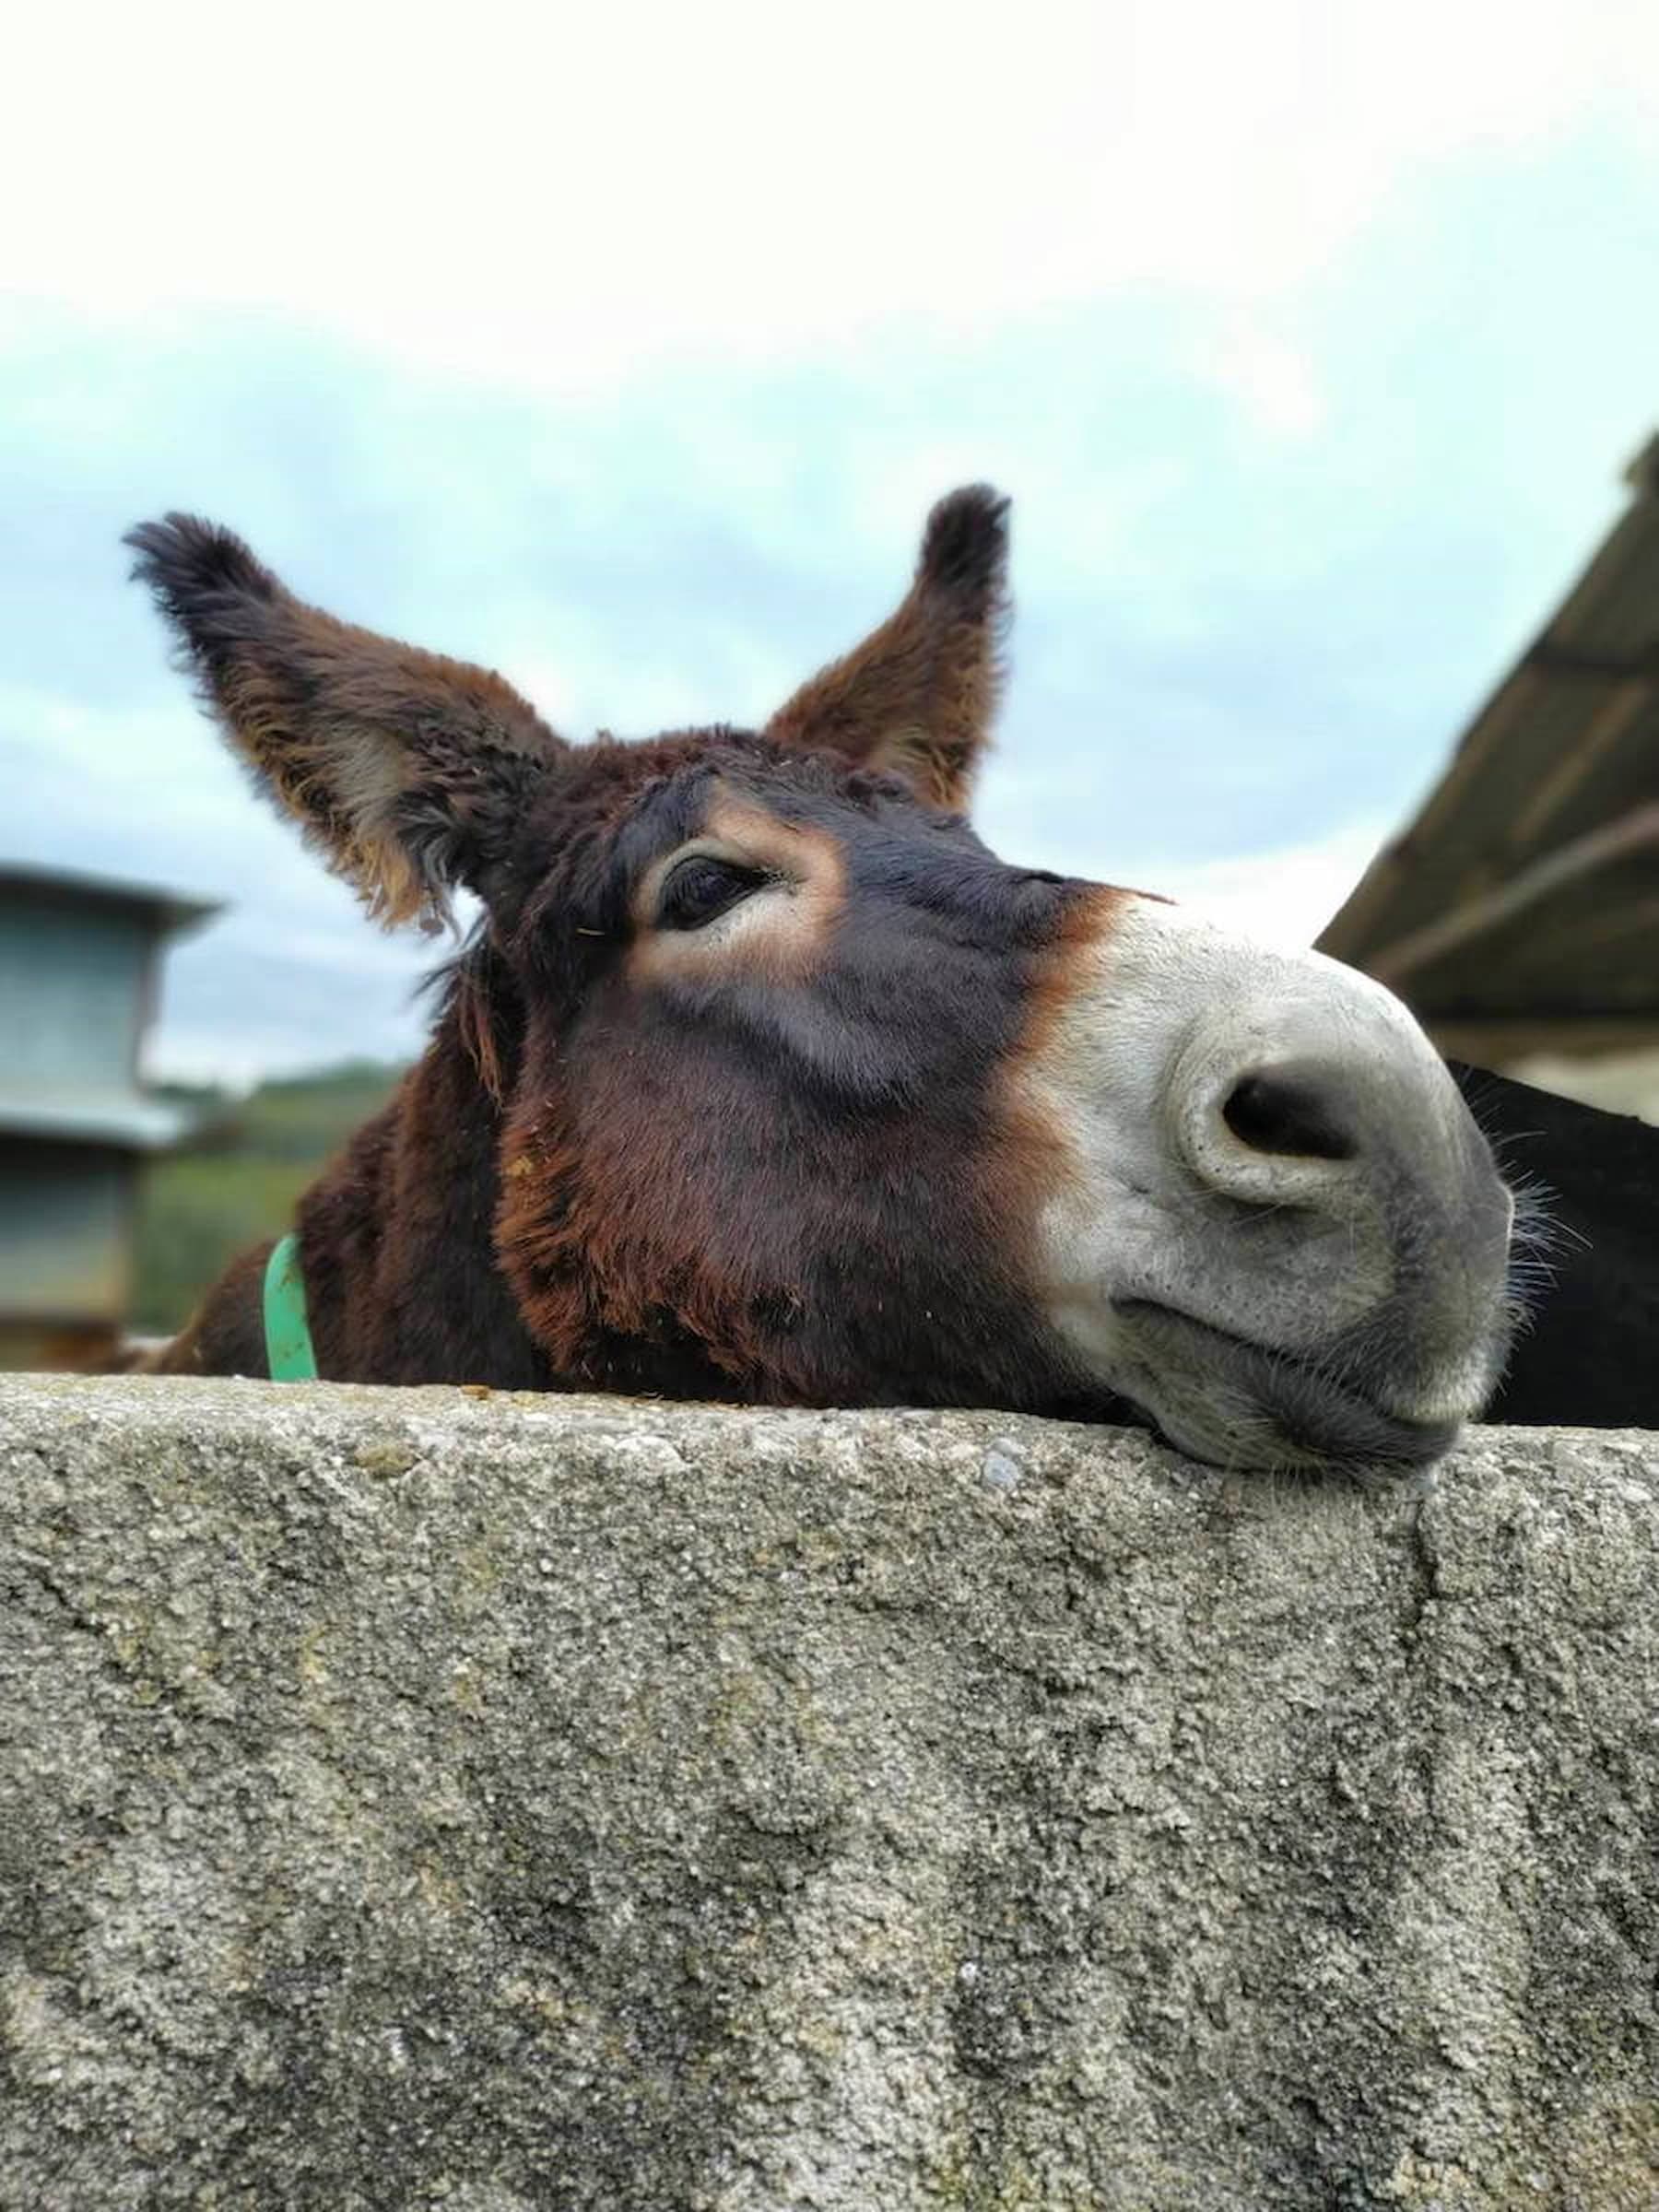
(2, 1375, 1656, 2210)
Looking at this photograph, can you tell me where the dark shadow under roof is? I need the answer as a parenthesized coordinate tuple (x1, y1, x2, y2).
(1318, 432, 1659, 1064)
(0, 861, 219, 940)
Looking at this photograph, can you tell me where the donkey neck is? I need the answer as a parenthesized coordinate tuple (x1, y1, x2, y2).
(293, 967, 553, 1389)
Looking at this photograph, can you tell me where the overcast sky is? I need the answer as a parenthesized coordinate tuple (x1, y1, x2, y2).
(4, 0, 1657, 1082)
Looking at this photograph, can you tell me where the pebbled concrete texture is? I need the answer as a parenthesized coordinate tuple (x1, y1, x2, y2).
(0, 1373, 1656, 2211)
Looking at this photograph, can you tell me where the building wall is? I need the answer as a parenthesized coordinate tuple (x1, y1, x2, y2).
(0, 888, 155, 1096)
(0, 1139, 135, 1329)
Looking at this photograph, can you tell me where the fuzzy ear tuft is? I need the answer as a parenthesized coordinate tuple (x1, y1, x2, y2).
(765, 485, 1010, 810)
(126, 513, 566, 927)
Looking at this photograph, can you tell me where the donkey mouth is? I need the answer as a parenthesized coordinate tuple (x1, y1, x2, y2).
(1111, 1300, 1459, 1471)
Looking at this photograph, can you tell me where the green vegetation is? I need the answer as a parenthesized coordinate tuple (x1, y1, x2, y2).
(134, 1062, 405, 1333)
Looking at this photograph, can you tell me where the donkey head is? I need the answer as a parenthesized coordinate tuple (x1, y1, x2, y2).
(129, 490, 1513, 1469)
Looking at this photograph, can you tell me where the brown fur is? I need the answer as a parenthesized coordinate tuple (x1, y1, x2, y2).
(117, 464, 1659, 1465)
(133, 489, 1117, 1417)
(125, 516, 563, 927)
(764, 487, 1009, 808)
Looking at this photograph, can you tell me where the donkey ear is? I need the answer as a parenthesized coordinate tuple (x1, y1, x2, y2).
(126, 514, 566, 927)
(765, 484, 1009, 810)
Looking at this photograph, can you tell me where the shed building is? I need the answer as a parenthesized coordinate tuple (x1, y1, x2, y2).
(1319, 430, 1659, 1113)
(0, 864, 218, 1369)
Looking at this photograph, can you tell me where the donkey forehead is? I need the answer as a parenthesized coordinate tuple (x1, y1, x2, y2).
(542, 736, 999, 893)
(653, 744, 974, 836)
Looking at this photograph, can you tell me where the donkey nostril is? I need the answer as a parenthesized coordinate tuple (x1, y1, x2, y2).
(1221, 1070, 1358, 1163)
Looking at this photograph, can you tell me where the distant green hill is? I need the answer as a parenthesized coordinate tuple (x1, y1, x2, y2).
(134, 1061, 406, 1333)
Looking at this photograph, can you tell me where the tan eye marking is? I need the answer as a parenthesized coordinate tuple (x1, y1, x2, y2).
(628, 794, 846, 983)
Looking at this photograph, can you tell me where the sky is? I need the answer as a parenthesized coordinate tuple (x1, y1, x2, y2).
(4, 0, 1658, 1084)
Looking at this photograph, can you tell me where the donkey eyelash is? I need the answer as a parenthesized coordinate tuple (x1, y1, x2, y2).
(656, 855, 772, 932)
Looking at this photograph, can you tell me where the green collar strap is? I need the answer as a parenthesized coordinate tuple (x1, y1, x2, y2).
(263, 1231, 319, 1381)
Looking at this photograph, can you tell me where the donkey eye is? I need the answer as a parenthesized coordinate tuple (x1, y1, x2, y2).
(657, 855, 768, 931)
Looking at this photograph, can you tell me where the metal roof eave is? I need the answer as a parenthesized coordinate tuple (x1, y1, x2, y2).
(1317, 429, 1659, 1053)
(0, 861, 221, 940)
(0, 1093, 199, 1151)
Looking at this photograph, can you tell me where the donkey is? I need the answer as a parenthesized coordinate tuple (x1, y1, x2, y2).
(127, 489, 1514, 1471)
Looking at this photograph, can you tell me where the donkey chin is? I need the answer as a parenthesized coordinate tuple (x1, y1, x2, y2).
(1017, 898, 1515, 1474)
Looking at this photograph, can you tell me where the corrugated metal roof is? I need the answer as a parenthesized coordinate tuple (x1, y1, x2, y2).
(0, 861, 219, 938)
(1318, 431, 1659, 1063)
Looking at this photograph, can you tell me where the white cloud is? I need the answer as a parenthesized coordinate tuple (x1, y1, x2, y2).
(8, 2, 1656, 393)
(6, 2, 1655, 1086)
(1198, 319, 1328, 440)
(1140, 818, 1391, 947)
(973, 800, 1389, 955)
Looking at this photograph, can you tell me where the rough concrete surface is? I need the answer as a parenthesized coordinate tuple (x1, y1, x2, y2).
(1, 1375, 1656, 2212)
